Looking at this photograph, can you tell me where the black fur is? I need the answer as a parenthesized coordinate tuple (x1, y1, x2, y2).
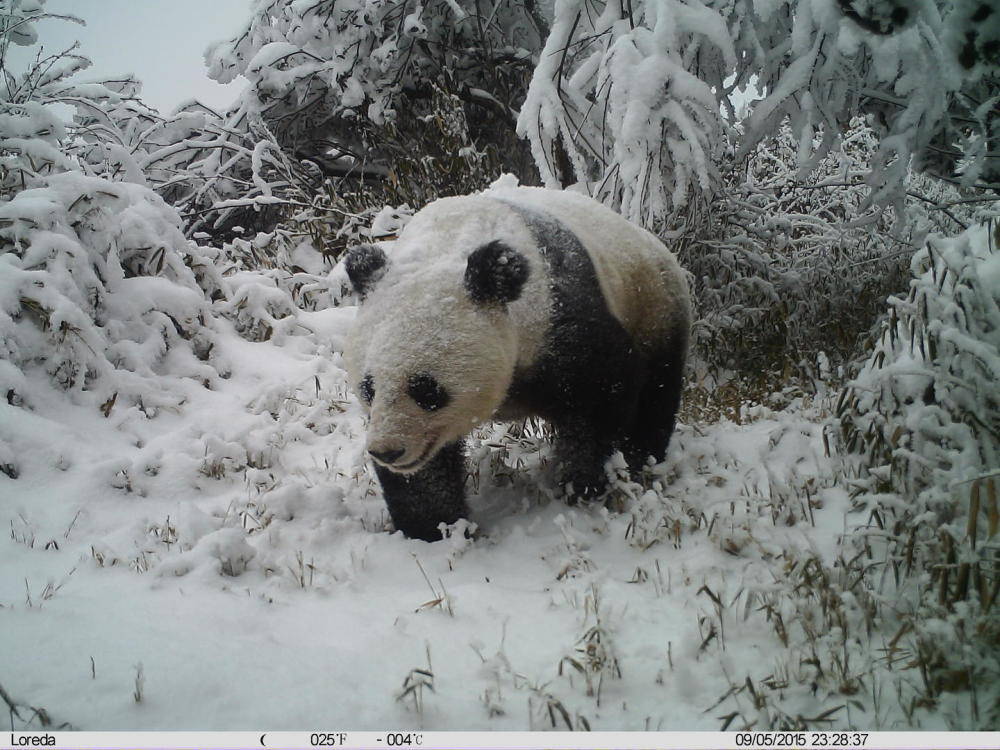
(375, 441, 467, 541)
(498, 200, 687, 496)
(464, 240, 530, 305)
(622, 320, 689, 470)
(345, 244, 388, 298)
(358, 373, 375, 404)
(408, 372, 450, 411)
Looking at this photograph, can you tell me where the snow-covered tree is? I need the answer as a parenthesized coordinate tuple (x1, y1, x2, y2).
(0, 1, 154, 192)
(205, 0, 544, 183)
(521, 0, 999, 226)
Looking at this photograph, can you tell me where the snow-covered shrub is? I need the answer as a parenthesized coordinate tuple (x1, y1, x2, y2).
(0, 172, 222, 413)
(680, 120, 971, 411)
(55, 75, 161, 186)
(0, 2, 83, 200)
(0, 11, 228, 470)
(149, 111, 331, 240)
(191, 82, 506, 268)
(838, 221, 1000, 722)
(840, 222, 999, 566)
(0, 99, 70, 196)
(357, 85, 508, 215)
(190, 228, 349, 343)
(219, 264, 346, 343)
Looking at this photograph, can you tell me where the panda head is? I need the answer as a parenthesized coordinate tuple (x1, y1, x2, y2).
(344, 240, 530, 474)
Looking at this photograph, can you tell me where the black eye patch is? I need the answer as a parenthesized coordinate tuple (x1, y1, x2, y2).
(358, 374, 375, 405)
(408, 372, 450, 411)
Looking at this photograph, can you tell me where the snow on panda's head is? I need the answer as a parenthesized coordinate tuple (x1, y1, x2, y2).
(344, 239, 529, 474)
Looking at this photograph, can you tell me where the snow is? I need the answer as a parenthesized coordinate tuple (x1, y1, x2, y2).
(1, 162, 991, 729)
(0, 262, 896, 730)
(976, 243, 1000, 290)
(3, 0, 997, 733)
(246, 42, 304, 75)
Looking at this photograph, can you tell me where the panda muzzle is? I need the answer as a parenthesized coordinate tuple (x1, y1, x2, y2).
(368, 447, 405, 465)
(369, 431, 442, 473)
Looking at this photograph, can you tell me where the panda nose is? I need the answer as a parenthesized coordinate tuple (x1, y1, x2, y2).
(369, 447, 405, 465)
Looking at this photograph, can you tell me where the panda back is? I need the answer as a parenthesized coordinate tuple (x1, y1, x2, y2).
(487, 186, 690, 353)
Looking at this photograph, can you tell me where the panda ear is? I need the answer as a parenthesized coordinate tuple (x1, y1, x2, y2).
(344, 243, 388, 298)
(464, 241, 529, 306)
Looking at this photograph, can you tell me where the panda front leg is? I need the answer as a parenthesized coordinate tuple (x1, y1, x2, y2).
(548, 349, 642, 501)
(373, 441, 468, 541)
(553, 415, 623, 502)
(624, 332, 688, 473)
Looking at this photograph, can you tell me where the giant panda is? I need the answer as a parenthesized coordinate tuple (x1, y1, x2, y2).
(343, 185, 692, 541)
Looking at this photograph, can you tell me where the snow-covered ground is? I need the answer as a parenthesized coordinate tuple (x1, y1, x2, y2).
(1, 284, 937, 732)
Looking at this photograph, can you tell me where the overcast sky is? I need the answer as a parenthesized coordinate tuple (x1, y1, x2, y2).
(10, 0, 250, 113)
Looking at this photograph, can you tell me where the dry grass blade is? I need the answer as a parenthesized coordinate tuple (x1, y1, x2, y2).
(969, 480, 980, 549)
(718, 711, 740, 731)
(0, 680, 24, 725)
(547, 697, 572, 730)
(986, 477, 998, 539)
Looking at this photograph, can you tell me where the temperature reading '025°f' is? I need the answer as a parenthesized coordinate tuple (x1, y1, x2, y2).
(309, 733, 349, 746)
